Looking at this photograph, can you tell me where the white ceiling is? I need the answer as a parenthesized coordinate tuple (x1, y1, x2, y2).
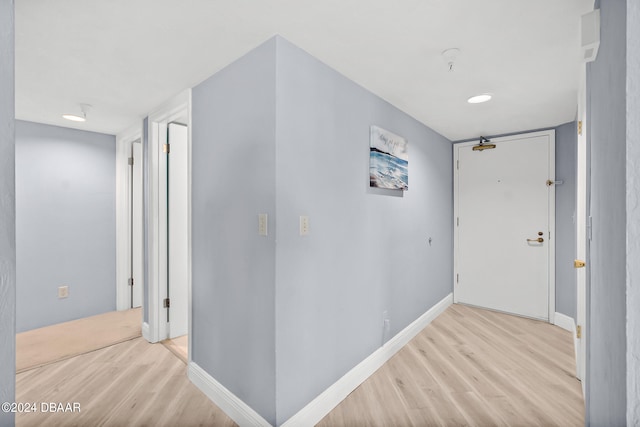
(15, 0, 593, 141)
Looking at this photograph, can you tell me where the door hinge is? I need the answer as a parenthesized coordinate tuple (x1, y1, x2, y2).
(163, 143, 170, 153)
(576, 325, 582, 339)
(128, 157, 134, 165)
(163, 298, 170, 308)
(456, 274, 459, 283)
(457, 217, 459, 226)
(578, 120, 583, 136)
(128, 277, 134, 286)
(587, 216, 593, 241)
(457, 160, 459, 170)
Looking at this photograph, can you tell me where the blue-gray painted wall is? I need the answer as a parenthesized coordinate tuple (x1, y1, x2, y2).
(273, 37, 452, 424)
(586, 0, 627, 425)
(190, 36, 452, 425)
(627, 1, 640, 424)
(555, 121, 577, 319)
(15, 121, 116, 332)
(0, 0, 16, 425)
(191, 38, 278, 424)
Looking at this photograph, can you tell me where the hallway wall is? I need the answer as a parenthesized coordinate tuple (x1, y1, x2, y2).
(273, 37, 453, 424)
(190, 36, 453, 425)
(626, 1, 640, 423)
(586, 0, 627, 424)
(15, 121, 116, 332)
(0, 0, 16, 424)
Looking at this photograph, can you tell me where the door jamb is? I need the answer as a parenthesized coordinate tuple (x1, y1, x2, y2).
(116, 124, 143, 312)
(453, 129, 556, 323)
(145, 89, 192, 346)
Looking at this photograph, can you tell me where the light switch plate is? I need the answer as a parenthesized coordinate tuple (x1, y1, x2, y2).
(300, 215, 309, 236)
(258, 213, 268, 236)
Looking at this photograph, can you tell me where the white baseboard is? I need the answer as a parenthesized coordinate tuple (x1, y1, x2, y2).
(554, 312, 575, 332)
(281, 293, 453, 427)
(554, 312, 579, 377)
(188, 362, 271, 427)
(142, 322, 151, 342)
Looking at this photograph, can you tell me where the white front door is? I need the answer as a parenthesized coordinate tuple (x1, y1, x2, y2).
(454, 131, 555, 321)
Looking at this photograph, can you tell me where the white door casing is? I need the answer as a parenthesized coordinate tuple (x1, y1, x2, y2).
(576, 64, 588, 386)
(146, 89, 192, 347)
(454, 130, 556, 322)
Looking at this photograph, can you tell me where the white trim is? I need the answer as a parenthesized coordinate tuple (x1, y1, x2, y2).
(554, 311, 575, 332)
(142, 321, 151, 342)
(115, 124, 142, 311)
(188, 362, 272, 427)
(453, 129, 556, 323)
(553, 312, 579, 379)
(281, 293, 453, 427)
(146, 89, 192, 344)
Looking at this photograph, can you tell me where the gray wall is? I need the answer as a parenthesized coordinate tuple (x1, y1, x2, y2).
(627, 1, 640, 424)
(15, 121, 116, 332)
(273, 37, 453, 424)
(0, 0, 16, 425)
(190, 36, 453, 425)
(555, 121, 577, 319)
(586, 0, 627, 425)
(191, 39, 277, 424)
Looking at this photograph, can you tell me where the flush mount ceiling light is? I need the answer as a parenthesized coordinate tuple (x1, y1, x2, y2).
(62, 103, 91, 122)
(467, 94, 492, 104)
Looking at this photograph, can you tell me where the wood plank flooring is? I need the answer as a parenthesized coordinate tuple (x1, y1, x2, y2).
(162, 334, 188, 364)
(15, 304, 583, 426)
(318, 304, 584, 426)
(16, 337, 237, 427)
(17, 308, 141, 373)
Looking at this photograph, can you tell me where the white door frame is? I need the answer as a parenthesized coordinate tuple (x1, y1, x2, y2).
(453, 130, 556, 323)
(116, 124, 143, 311)
(145, 89, 192, 349)
(576, 63, 588, 389)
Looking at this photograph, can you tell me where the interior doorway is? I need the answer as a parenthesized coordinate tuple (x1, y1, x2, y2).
(454, 130, 556, 322)
(116, 127, 144, 312)
(145, 90, 191, 363)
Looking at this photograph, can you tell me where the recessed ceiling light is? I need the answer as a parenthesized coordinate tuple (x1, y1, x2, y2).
(62, 103, 91, 122)
(62, 113, 86, 122)
(467, 94, 492, 104)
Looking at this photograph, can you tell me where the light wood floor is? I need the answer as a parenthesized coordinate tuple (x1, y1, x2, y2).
(318, 304, 584, 426)
(162, 334, 188, 364)
(16, 337, 237, 427)
(15, 304, 583, 426)
(16, 308, 141, 373)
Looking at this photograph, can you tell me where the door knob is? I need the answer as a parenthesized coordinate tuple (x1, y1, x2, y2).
(527, 237, 544, 243)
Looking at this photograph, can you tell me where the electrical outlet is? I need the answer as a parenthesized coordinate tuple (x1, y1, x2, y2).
(258, 213, 268, 236)
(300, 215, 310, 236)
(58, 285, 69, 299)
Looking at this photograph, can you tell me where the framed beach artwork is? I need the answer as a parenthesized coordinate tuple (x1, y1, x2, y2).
(369, 125, 408, 190)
